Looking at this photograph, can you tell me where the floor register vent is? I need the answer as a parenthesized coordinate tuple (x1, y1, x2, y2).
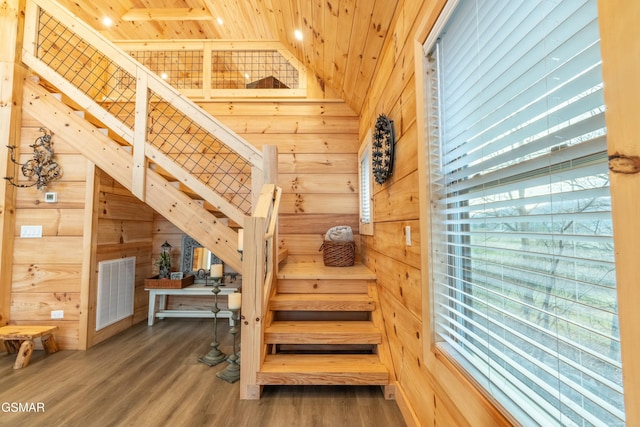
(96, 256, 135, 330)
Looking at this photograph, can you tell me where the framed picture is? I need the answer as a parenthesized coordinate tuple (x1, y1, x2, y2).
(170, 272, 184, 280)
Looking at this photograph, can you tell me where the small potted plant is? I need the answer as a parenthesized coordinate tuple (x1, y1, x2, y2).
(156, 251, 171, 278)
(156, 244, 172, 279)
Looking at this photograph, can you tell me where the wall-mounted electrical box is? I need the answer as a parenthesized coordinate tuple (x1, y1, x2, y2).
(44, 192, 58, 203)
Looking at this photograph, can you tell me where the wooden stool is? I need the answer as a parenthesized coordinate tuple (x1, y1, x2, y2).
(0, 326, 59, 369)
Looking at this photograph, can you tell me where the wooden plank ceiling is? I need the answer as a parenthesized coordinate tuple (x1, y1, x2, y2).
(53, 0, 402, 114)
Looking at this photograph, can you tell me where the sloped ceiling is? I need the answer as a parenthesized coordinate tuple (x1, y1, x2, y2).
(53, 0, 402, 114)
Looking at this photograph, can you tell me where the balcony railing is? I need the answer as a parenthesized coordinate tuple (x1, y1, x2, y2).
(115, 40, 307, 100)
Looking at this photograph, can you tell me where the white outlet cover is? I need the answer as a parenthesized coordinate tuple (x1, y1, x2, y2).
(20, 225, 43, 238)
(51, 310, 64, 319)
(44, 192, 57, 203)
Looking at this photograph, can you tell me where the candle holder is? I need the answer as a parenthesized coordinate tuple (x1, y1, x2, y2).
(198, 275, 227, 366)
(217, 307, 240, 383)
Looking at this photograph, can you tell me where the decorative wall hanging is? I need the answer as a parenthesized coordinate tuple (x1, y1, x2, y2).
(4, 127, 63, 190)
(372, 114, 396, 184)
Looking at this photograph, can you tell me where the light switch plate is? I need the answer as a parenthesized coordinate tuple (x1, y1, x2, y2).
(20, 225, 43, 238)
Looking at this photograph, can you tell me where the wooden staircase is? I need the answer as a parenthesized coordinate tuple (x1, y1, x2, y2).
(257, 261, 395, 397)
(17, 0, 396, 398)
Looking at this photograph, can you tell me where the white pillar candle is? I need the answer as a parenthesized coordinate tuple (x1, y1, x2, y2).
(237, 229, 244, 252)
(228, 292, 242, 310)
(202, 249, 211, 270)
(210, 263, 223, 279)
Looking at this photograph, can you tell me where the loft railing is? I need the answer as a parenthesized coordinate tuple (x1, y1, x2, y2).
(21, 0, 264, 224)
(114, 40, 307, 99)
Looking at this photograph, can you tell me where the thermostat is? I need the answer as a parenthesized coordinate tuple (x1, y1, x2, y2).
(44, 192, 57, 203)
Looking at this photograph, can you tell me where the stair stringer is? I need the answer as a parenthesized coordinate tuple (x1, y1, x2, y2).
(369, 281, 398, 400)
(22, 79, 243, 271)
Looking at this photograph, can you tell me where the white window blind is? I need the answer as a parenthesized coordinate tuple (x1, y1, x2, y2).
(359, 131, 373, 235)
(424, 0, 624, 425)
(360, 149, 371, 225)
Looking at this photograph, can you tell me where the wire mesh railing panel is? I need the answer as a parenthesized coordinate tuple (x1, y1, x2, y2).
(36, 10, 136, 130)
(129, 51, 203, 89)
(212, 50, 299, 89)
(147, 90, 253, 214)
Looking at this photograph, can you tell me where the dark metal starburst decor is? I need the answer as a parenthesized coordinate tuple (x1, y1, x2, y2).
(4, 127, 63, 190)
(372, 114, 396, 185)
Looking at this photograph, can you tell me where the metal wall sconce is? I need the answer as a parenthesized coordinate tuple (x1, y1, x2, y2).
(4, 127, 63, 190)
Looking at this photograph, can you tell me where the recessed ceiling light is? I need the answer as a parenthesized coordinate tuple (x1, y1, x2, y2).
(294, 29, 303, 41)
(217, 17, 224, 25)
(244, 73, 250, 79)
(161, 72, 168, 80)
(102, 17, 113, 27)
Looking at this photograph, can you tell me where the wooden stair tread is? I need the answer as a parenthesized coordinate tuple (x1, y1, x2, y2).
(270, 293, 375, 311)
(278, 261, 376, 280)
(265, 321, 381, 344)
(257, 354, 389, 385)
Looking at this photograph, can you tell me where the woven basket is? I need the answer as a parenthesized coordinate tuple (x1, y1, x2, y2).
(320, 240, 355, 267)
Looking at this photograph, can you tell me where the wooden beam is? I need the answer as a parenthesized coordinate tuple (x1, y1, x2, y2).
(598, 1, 640, 425)
(132, 70, 148, 202)
(0, 0, 26, 326)
(121, 8, 212, 22)
(240, 213, 266, 400)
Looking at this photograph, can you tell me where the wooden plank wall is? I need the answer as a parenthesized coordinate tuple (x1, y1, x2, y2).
(11, 110, 154, 350)
(199, 100, 360, 262)
(0, 0, 25, 327)
(359, 1, 511, 426)
(360, 1, 640, 426)
(11, 114, 89, 350)
(87, 170, 154, 347)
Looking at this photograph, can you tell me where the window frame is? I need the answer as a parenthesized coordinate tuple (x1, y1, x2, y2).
(415, 0, 623, 425)
(358, 129, 374, 236)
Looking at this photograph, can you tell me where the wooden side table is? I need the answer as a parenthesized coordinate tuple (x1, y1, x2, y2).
(145, 283, 239, 326)
(0, 325, 59, 369)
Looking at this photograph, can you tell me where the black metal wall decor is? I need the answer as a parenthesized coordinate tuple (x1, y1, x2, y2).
(4, 127, 63, 190)
(372, 114, 396, 184)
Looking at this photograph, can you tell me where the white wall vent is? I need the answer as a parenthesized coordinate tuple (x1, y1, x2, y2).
(96, 256, 135, 331)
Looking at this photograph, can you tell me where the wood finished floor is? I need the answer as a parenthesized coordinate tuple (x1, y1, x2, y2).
(0, 319, 406, 427)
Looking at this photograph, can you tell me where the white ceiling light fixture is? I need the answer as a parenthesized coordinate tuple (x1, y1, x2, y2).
(102, 16, 113, 27)
(161, 72, 168, 80)
(216, 17, 223, 25)
(294, 29, 303, 41)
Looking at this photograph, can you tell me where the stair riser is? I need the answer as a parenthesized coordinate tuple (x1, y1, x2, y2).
(265, 334, 381, 345)
(277, 279, 371, 294)
(274, 312, 370, 322)
(270, 301, 375, 311)
(276, 344, 375, 353)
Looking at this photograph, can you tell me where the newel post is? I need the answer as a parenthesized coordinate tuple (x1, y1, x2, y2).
(239, 213, 266, 399)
